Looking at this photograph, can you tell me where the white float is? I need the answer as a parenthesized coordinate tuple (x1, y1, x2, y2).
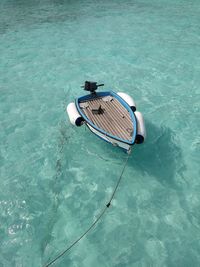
(134, 111, 146, 144)
(117, 92, 136, 111)
(66, 102, 84, 126)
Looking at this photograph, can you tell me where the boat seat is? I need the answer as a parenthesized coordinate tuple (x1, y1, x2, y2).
(92, 104, 104, 114)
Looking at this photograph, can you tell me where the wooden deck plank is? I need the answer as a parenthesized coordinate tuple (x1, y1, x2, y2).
(98, 101, 131, 140)
(103, 100, 133, 135)
(111, 99, 133, 124)
(80, 96, 134, 141)
(92, 100, 127, 140)
(82, 99, 131, 140)
(87, 100, 124, 139)
(86, 102, 114, 134)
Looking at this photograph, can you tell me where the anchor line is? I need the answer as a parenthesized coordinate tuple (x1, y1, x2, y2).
(44, 153, 130, 267)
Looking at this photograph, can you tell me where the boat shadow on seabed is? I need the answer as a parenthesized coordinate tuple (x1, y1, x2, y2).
(61, 118, 185, 188)
(129, 120, 185, 187)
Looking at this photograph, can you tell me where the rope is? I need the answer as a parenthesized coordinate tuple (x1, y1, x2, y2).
(44, 153, 130, 267)
(106, 154, 129, 208)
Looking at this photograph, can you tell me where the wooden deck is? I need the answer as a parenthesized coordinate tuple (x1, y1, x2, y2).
(79, 96, 134, 141)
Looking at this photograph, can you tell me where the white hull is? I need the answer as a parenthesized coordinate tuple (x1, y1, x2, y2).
(87, 124, 131, 152)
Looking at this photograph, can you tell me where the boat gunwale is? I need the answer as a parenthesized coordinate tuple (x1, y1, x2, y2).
(75, 91, 137, 145)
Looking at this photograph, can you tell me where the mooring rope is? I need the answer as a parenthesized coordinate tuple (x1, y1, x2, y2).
(44, 153, 130, 267)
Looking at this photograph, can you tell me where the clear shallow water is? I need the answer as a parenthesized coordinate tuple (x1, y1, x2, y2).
(0, 0, 200, 266)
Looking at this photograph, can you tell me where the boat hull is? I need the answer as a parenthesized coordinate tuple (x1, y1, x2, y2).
(76, 91, 137, 146)
(87, 123, 131, 152)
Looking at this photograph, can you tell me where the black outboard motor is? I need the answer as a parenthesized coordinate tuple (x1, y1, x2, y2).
(82, 81, 104, 94)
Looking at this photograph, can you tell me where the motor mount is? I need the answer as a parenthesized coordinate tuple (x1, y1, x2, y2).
(82, 81, 104, 93)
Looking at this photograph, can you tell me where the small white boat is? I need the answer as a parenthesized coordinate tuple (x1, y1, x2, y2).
(67, 81, 146, 153)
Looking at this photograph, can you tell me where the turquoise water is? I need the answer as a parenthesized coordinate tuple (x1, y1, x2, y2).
(0, 0, 200, 266)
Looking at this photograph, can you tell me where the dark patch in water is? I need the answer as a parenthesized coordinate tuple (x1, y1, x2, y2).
(41, 121, 71, 260)
(129, 120, 185, 187)
(0, 0, 82, 35)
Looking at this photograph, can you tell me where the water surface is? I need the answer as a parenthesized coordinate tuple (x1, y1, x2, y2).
(0, 0, 200, 266)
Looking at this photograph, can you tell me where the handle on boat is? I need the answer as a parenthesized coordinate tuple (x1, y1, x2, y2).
(81, 81, 104, 92)
(81, 83, 104, 88)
